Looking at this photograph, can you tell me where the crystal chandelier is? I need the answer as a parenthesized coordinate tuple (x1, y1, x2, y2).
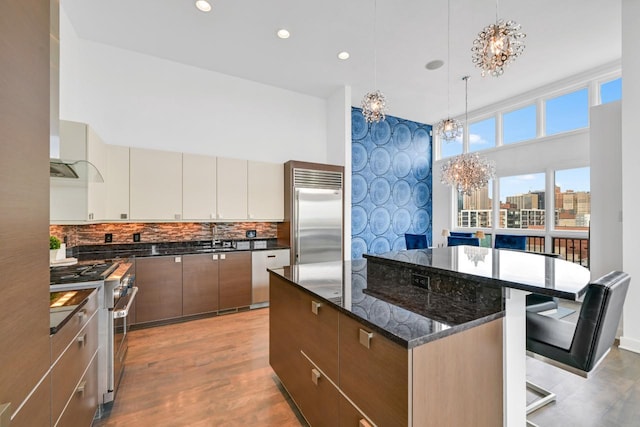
(361, 0, 387, 123)
(440, 76, 495, 194)
(436, 0, 461, 141)
(471, 0, 525, 77)
(440, 152, 496, 194)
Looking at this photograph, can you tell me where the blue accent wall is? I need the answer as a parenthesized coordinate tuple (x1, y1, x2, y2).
(351, 107, 433, 258)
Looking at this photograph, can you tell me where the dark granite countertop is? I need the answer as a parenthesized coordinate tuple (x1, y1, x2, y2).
(268, 259, 505, 349)
(364, 246, 592, 300)
(50, 288, 95, 334)
(69, 239, 289, 261)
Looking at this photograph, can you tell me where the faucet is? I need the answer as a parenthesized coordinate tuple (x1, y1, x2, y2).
(211, 223, 220, 247)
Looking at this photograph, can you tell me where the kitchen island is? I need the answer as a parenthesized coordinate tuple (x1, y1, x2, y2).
(268, 247, 591, 426)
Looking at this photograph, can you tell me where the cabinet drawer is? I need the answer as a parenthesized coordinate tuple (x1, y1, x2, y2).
(291, 352, 340, 427)
(55, 352, 99, 427)
(10, 373, 51, 427)
(297, 291, 339, 381)
(51, 311, 99, 423)
(339, 313, 408, 427)
(51, 288, 98, 361)
(339, 395, 375, 427)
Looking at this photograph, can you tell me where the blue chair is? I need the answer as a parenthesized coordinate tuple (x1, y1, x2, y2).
(494, 234, 527, 251)
(405, 234, 429, 249)
(447, 236, 480, 247)
(450, 231, 474, 238)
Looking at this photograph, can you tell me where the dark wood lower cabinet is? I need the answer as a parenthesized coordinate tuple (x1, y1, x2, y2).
(218, 252, 252, 310)
(135, 256, 183, 324)
(183, 254, 219, 315)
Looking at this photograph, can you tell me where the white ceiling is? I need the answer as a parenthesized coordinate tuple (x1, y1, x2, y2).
(61, 0, 621, 125)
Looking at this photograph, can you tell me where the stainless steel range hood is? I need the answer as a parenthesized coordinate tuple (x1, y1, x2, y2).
(50, 159, 104, 182)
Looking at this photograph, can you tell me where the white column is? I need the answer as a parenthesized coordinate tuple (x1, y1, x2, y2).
(620, 0, 640, 354)
(503, 288, 528, 426)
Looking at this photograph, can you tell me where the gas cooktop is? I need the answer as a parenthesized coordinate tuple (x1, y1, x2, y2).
(50, 262, 118, 286)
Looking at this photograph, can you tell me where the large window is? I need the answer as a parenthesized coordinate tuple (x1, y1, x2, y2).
(554, 167, 590, 231)
(457, 185, 493, 228)
(601, 77, 622, 104)
(503, 104, 536, 144)
(441, 136, 462, 158)
(499, 173, 546, 229)
(545, 88, 589, 136)
(468, 118, 495, 152)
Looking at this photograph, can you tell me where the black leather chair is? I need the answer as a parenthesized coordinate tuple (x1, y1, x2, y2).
(447, 236, 480, 247)
(525, 271, 631, 415)
(404, 233, 429, 249)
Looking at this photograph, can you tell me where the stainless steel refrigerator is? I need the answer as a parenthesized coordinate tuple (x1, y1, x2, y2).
(294, 187, 343, 264)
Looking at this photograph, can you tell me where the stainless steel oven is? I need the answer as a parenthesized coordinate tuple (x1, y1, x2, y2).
(104, 262, 137, 404)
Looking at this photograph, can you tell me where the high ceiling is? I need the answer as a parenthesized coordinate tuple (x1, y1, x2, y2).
(61, 0, 621, 125)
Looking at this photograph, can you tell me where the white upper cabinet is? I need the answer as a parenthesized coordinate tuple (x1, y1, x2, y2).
(51, 120, 106, 223)
(130, 148, 183, 220)
(248, 161, 284, 221)
(105, 145, 130, 220)
(216, 157, 248, 220)
(183, 153, 217, 220)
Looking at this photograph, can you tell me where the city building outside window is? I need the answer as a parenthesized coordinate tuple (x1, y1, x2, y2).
(457, 184, 493, 228)
(498, 173, 546, 229)
(554, 167, 590, 231)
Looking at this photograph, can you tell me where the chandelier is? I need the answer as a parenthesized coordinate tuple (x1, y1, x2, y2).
(361, 90, 387, 123)
(440, 153, 496, 194)
(361, 0, 387, 123)
(436, 0, 461, 141)
(471, 0, 525, 77)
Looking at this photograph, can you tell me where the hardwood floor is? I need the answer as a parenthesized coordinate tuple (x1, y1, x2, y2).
(94, 307, 640, 427)
(94, 309, 305, 427)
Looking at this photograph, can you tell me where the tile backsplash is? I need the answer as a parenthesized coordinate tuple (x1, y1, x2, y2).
(50, 222, 278, 247)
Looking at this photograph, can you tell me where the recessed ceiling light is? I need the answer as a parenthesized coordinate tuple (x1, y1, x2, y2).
(195, 0, 212, 12)
(425, 60, 444, 70)
(337, 51, 350, 60)
(276, 29, 291, 39)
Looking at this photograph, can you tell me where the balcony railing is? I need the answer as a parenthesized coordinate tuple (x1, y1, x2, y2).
(552, 237, 590, 268)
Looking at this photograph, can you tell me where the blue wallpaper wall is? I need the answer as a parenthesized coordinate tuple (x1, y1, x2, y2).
(351, 107, 433, 259)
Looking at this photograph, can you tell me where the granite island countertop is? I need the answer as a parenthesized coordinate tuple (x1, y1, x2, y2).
(268, 259, 505, 349)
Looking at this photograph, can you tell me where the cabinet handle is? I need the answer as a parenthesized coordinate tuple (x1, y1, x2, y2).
(174, 213, 182, 220)
(311, 300, 322, 315)
(220, 254, 226, 260)
(311, 368, 321, 386)
(267, 255, 276, 258)
(77, 333, 86, 347)
(0, 402, 11, 427)
(76, 381, 86, 397)
(359, 419, 373, 427)
(88, 213, 94, 220)
(76, 309, 86, 321)
(212, 254, 219, 260)
(359, 329, 373, 349)
(175, 256, 181, 263)
(121, 213, 128, 219)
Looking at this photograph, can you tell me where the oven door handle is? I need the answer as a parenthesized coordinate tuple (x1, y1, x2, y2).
(113, 286, 138, 319)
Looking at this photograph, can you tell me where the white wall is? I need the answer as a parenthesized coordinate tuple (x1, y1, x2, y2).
(620, 0, 640, 354)
(326, 86, 352, 260)
(59, 8, 328, 164)
(590, 102, 622, 280)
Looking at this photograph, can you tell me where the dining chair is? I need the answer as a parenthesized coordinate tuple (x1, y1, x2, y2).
(447, 236, 480, 247)
(449, 231, 474, 238)
(525, 271, 630, 416)
(405, 233, 429, 249)
(494, 234, 527, 251)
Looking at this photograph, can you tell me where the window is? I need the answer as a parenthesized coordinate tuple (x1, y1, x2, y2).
(554, 167, 590, 231)
(441, 136, 462, 158)
(545, 88, 589, 136)
(600, 77, 622, 104)
(498, 173, 546, 229)
(468, 117, 496, 152)
(457, 185, 493, 228)
(503, 104, 536, 144)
